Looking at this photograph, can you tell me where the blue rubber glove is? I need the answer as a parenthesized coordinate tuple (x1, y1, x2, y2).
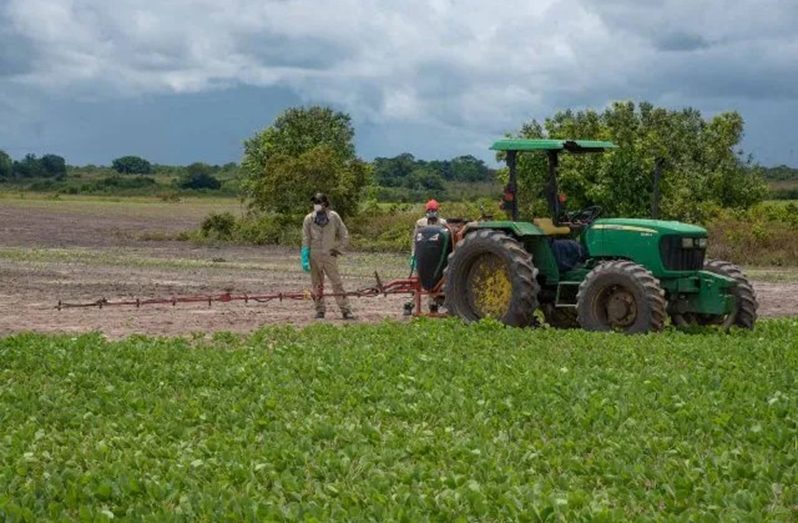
(409, 255, 416, 271)
(301, 246, 311, 272)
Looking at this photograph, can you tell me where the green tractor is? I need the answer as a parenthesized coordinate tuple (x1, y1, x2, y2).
(435, 139, 757, 333)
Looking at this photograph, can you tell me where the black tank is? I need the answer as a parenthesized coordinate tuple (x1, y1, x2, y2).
(415, 225, 451, 291)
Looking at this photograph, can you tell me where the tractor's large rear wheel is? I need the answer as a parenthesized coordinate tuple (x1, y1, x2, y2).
(671, 259, 758, 329)
(444, 230, 539, 327)
(577, 260, 666, 334)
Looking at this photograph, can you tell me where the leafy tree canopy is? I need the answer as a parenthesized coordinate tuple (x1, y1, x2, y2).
(242, 106, 369, 218)
(0, 150, 11, 178)
(2, 152, 66, 178)
(374, 153, 495, 189)
(509, 101, 767, 223)
(112, 156, 152, 175)
(40, 154, 66, 177)
(13, 154, 44, 178)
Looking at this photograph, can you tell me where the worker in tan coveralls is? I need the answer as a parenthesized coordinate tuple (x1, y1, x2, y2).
(301, 193, 355, 320)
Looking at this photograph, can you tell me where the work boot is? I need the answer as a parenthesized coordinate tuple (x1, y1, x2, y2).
(403, 302, 414, 317)
(342, 311, 356, 320)
(315, 311, 325, 319)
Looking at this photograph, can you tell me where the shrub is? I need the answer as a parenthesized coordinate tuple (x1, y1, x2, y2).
(234, 214, 302, 246)
(28, 180, 56, 191)
(707, 203, 798, 266)
(178, 163, 222, 190)
(159, 192, 182, 202)
(348, 199, 493, 252)
(88, 175, 157, 192)
(200, 212, 237, 240)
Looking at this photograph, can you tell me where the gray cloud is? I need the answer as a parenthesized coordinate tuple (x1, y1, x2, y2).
(654, 32, 710, 52)
(0, 0, 796, 165)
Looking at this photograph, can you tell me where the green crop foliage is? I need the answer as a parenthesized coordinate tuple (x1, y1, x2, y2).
(1, 320, 797, 520)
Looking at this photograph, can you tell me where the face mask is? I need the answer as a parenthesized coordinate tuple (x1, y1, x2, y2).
(426, 211, 438, 220)
(313, 206, 329, 226)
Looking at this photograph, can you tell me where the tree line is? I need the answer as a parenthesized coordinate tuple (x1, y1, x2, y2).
(0, 146, 494, 198)
(0, 152, 67, 179)
(240, 103, 772, 223)
(761, 165, 798, 181)
(0, 151, 233, 191)
(374, 153, 495, 191)
(2, 101, 784, 217)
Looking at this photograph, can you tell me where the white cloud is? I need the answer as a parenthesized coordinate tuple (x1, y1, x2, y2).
(1, 0, 797, 145)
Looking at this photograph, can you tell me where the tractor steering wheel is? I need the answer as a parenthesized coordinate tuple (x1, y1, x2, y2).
(564, 205, 602, 226)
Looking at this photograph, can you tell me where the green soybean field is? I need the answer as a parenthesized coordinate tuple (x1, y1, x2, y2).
(1, 320, 797, 521)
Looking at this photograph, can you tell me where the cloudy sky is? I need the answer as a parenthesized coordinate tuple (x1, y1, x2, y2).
(1, 0, 796, 166)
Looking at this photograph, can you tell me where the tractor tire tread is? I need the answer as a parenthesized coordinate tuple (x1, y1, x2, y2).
(576, 260, 666, 333)
(444, 229, 539, 327)
(704, 259, 758, 329)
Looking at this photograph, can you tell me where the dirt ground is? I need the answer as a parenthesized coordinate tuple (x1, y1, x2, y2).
(1, 196, 796, 338)
(0, 197, 413, 338)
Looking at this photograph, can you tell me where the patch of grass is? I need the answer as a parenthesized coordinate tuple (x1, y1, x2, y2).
(743, 267, 798, 283)
(0, 192, 240, 208)
(1, 319, 797, 520)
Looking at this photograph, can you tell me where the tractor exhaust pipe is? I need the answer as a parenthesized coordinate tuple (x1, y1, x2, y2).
(651, 157, 664, 219)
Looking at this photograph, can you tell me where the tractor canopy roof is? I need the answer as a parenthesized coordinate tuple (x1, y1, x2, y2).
(490, 139, 617, 153)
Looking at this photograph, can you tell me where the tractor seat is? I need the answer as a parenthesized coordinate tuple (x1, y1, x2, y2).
(533, 218, 571, 236)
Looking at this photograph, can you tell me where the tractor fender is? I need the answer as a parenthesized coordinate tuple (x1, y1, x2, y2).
(471, 221, 546, 238)
(468, 221, 560, 284)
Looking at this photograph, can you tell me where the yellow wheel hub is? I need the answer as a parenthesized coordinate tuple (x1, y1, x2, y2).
(467, 253, 512, 319)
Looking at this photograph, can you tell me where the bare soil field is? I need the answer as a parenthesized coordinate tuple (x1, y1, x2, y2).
(1, 196, 796, 338)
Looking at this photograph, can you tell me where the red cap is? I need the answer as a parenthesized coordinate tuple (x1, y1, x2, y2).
(425, 199, 440, 211)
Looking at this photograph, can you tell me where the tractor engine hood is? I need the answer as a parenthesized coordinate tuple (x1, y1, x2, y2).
(584, 218, 708, 276)
(589, 218, 707, 237)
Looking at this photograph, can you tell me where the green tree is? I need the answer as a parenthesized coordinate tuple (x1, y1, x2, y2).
(510, 101, 766, 222)
(246, 145, 368, 218)
(12, 154, 44, 178)
(373, 153, 417, 187)
(449, 155, 493, 182)
(406, 166, 445, 192)
(40, 154, 67, 177)
(242, 106, 370, 218)
(177, 163, 222, 190)
(0, 150, 11, 178)
(112, 156, 152, 175)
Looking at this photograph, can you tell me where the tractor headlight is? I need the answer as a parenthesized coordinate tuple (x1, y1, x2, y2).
(697, 238, 707, 248)
(681, 237, 695, 249)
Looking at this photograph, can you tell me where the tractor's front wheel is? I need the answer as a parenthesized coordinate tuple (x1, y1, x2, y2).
(577, 260, 666, 334)
(444, 230, 539, 327)
(670, 259, 758, 329)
